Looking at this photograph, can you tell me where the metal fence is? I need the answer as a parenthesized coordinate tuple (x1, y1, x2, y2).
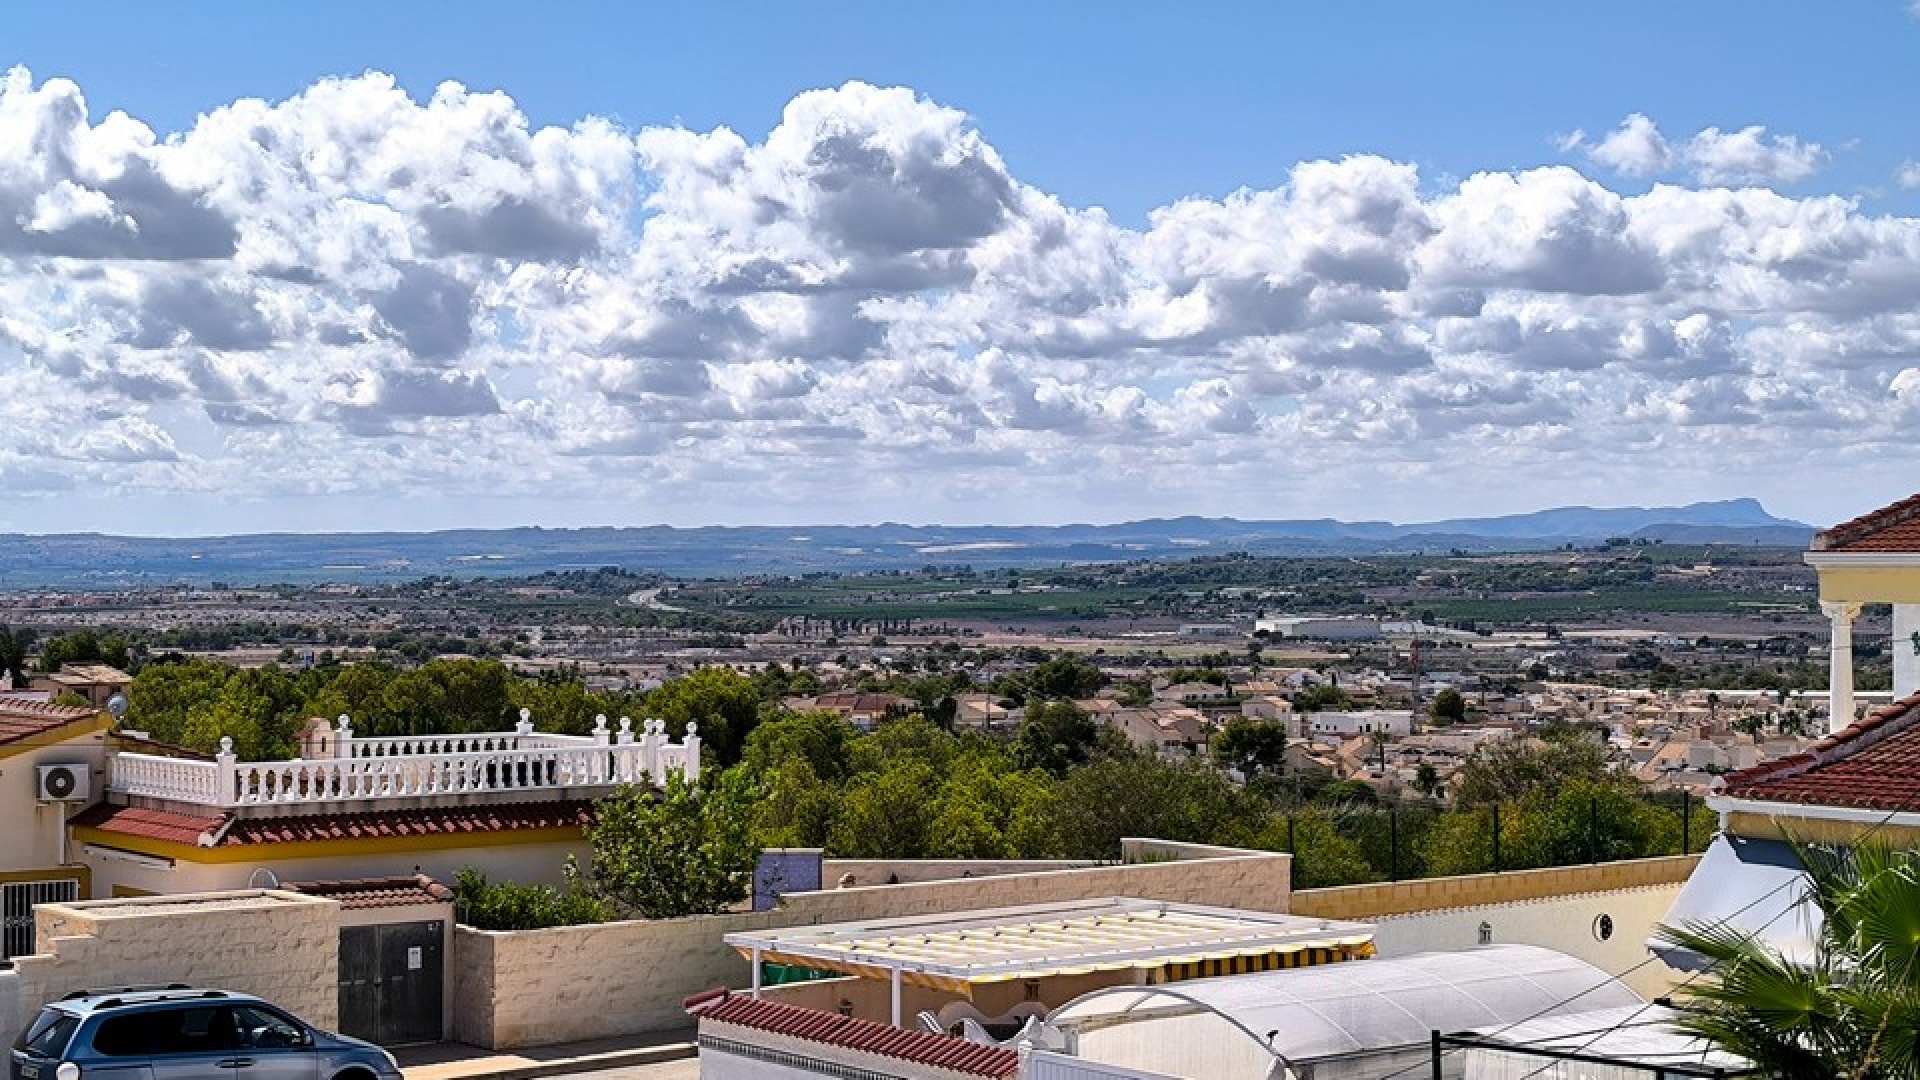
(2, 878, 81, 961)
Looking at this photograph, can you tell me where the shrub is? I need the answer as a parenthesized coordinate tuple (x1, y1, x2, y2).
(452, 867, 611, 930)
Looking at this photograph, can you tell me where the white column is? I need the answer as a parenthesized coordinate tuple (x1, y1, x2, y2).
(890, 966, 902, 1028)
(1894, 603, 1920, 702)
(1824, 601, 1862, 734)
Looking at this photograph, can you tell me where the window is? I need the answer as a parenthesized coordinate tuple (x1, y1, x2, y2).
(143, 1006, 233, 1055)
(14, 1011, 80, 1057)
(231, 1005, 309, 1049)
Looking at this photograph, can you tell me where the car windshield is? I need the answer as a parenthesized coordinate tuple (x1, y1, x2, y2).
(14, 1010, 81, 1057)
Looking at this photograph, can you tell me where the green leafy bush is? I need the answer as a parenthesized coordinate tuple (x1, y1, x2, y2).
(452, 867, 611, 930)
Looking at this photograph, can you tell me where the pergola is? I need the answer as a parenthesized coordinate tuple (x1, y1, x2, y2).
(723, 896, 1375, 1026)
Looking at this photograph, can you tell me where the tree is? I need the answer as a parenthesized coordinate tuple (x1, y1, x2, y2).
(828, 762, 940, 858)
(1051, 755, 1265, 859)
(1015, 700, 1105, 776)
(1451, 732, 1613, 809)
(1655, 840, 1920, 1080)
(0, 625, 33, 684)
(739, 711, 859, 786)
(1428, 687, 1466, 725)
(644, 668, 765, 767)
(994, 654, 1106, 703)
(1413, 762, 1444, 799)
(36, 629, 130, 673)
(581, 770, 760, 920)
(380, 658, 513, 736)
(1211, 718, 1291, 778)
(1292, 684, 1352, 713)
(1254, 811, 1379, 888)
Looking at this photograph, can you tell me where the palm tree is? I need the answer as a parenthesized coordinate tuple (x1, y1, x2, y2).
(1654, 840, 1920, 1080)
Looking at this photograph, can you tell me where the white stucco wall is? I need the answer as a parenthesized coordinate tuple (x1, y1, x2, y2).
(0, 724, 109, 872)
(1366, 884, 1686, 1000)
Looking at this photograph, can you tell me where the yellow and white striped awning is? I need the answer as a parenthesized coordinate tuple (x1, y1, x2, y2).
(727, 897, 1375, 995)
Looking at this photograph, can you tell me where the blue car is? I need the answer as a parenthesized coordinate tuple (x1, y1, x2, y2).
(10, 985, 403, 1080)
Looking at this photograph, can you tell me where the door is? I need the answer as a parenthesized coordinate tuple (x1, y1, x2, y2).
(338, 921, 443, 1046)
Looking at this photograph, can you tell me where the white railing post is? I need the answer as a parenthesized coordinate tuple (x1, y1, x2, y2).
(335, 715, 354, 759)
(590, 714, 611, 783)
(682, 722, 701, 783)
(516, 708, 534, 738)
(216, 737, 238, 807)
(614, 716, 635, 783)
(642, 719, 662, 781)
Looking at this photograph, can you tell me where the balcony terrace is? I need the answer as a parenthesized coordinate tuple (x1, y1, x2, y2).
(107, 710, 700, 812)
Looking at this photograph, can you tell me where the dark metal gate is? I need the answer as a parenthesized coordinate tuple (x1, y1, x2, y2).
(338, 921, 444, 1046)
(1, 879, 80, 960)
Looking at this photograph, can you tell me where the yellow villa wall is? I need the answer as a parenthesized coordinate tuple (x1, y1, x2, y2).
(1812, 564, 1920, 604)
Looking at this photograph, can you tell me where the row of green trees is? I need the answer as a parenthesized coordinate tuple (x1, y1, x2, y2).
(116, 652, 1710, 898)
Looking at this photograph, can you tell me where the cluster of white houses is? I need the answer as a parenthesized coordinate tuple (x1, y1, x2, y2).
(2, 492, 1919, 1078)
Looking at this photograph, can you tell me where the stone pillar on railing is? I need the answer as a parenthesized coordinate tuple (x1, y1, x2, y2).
(683, 722, 701, 782)
(516, 708, 534, 737)
(216, 737, 237, 807)
(334, 715, 354, 759)
(613, 716, 633, 782)
(641, 719, 662, 781)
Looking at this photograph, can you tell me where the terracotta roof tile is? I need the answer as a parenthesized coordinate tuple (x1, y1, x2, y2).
(70, 803, 224, 846)
(72, 800, 595, 849)
(218, 800, 596, 846)
(282, 874, 454, 909)
(1720, 692, 1920, 811)
(0, 699, 101, 748)
(1814, 493, 1920, 553)
(687, 991, 1019, 1078)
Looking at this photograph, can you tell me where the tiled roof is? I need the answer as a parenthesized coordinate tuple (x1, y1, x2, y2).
(282, 875, 454, 909)
(1719, 692, 1920, 811)
(0, 698, 100, 748)
(106, 731, 215, 760)
(1813, 493, 1920, 553)
(72, 799, 596, 848)
(220, 801, 597, 845)
(685, 990, 1019, 1078)
(70, 803, 224, 846)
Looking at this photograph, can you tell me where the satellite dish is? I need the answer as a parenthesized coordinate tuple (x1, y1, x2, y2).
(107, 693, 129, 722)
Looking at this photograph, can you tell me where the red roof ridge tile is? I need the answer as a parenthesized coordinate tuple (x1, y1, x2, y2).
(1814, 492, 1920, 552)
(1720, 691, 1920, 798)
(282, 874, 454, 908)
(217, 799, 598, 846)
(688, 990, 1020, 1078)
(1718, 691, 1920, 809)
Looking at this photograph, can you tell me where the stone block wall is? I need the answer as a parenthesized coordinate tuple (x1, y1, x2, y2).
(1287, 854, 1699, 921)
(0, 890, 339, 1042)
(452, 845, 1294, 1049)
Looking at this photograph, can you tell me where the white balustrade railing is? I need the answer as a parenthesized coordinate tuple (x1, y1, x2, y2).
(109, 714, 701, 809)
(111, 752, 222, 805)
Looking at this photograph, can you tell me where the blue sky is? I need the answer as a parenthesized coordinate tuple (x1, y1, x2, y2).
(2, 3, 1919, 534)
(19, 3, 1918, 221)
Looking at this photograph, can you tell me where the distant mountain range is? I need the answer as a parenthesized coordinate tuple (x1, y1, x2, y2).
(0, 499, 1813, 587)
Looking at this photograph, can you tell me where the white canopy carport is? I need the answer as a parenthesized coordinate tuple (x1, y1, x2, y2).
(1045, 944, 1643, 1080)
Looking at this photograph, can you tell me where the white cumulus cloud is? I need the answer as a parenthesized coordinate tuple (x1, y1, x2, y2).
(0, 67, 1916, 528)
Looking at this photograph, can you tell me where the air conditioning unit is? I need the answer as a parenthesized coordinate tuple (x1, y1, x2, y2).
(36, 763, 90, 802)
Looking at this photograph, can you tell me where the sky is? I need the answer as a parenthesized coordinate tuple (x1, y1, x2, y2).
(4, 2, 1920, 536)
